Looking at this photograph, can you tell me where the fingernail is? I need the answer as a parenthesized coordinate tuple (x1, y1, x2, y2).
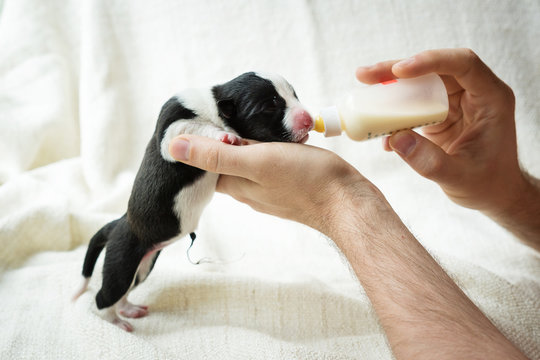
(390, 132, 416, 157)
(170, 138, 190, 161)
(394, 56, 415, 68)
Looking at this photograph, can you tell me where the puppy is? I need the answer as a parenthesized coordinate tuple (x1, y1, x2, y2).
(73, 72, 313, 331)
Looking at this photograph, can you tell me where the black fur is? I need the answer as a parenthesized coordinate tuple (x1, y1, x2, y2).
(213, 72, 297, 142)
(80, 72, 303, 311)
(87, 99, 205, 309)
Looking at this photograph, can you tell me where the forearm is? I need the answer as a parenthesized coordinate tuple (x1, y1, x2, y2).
(484, 172, 540, 251)
(325, 191, 527, 360)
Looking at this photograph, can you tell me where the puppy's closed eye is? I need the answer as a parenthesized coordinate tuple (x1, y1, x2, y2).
(263, 96, 281, 112)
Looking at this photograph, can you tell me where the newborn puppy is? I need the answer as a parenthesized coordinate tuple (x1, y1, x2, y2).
(73, 72, 313, 331)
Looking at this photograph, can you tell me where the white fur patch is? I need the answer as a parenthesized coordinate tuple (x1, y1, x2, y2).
(172, 171, 219, 237)
(157, 89, 230, 240)
(160, 118, 228, 162)
(174, 89, 221, 128)
(159, 90, 237, 162)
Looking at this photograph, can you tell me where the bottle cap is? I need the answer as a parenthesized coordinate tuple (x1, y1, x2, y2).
(314, 106, 341, 137)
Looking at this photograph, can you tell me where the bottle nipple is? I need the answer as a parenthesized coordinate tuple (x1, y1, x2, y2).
(313, 115, 325, 133)
(312, 106, 342, 137)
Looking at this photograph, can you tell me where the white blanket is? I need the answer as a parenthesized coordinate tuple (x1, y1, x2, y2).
(1, 0, 539, 359)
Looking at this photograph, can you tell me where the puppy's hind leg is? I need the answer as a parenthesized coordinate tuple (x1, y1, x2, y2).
(115, 249, 162, 319)
(95, 222, 148, 331)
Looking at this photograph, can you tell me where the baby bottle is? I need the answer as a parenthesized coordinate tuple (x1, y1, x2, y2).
(313, 73, 449, 141)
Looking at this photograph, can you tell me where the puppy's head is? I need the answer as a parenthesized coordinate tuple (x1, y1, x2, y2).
(212, 72, 313, 143)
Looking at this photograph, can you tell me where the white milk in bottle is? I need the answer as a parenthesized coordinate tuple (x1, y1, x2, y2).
(313, 73, 449, 141)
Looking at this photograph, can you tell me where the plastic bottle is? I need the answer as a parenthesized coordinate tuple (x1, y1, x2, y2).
(313, 73, 449, 141)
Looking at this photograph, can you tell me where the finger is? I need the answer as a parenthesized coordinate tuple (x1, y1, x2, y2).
(356, 60, 400, 84)
(216, 175, 264, 210)
(216, 174, 256, 196)
(169, 135, 257, 179)
(242, 139, 259, 145)
(391, 48, 503, 96)
(420, 92, 464, 146)
(438, 75, 463, 96)
(388, 130, 459, 185)
(382, 136, 392, 151)
(358, 61, 463, 96)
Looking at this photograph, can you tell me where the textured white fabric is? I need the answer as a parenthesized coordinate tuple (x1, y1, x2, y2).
(1, 1, 539, 359)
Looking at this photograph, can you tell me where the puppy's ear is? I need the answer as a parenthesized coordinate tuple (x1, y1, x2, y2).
(217, 99, 235, 119)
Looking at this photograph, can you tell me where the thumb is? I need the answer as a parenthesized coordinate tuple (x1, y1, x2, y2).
(388, 130, 457, 185)
(169, 135, 251, 178)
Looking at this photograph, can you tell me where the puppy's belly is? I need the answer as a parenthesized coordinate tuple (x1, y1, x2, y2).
(173, 172, 219, 236)
(132, 172, 218, 285)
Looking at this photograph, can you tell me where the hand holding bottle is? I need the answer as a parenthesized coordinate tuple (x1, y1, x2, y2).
(313, 73, 449, 140)
(357, 49, 522, 211)
(356, 48, 540, 247)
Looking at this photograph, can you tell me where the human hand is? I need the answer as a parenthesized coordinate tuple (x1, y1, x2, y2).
(356, 48, 525, 215)
(168, 136, 375, 236)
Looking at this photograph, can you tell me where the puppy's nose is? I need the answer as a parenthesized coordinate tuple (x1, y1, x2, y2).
(293, 109, 313, 131)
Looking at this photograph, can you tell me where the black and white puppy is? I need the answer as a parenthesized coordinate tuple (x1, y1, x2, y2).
(73, 72, 313, 331)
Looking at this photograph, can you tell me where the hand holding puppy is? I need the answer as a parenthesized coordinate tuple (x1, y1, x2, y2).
(169, 137, 372, 238)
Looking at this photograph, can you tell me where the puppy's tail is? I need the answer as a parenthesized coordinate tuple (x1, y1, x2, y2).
(82, 219, 118, 278)
(72, 218, 120, 301)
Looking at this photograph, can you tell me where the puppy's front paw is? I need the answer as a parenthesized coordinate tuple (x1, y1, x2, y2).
(217, 132, 243, 146)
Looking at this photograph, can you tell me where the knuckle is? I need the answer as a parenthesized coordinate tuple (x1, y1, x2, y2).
(491, 79, 515, 108)
(503, 83, 516, 107)
(204, 144, 243, 175)
(204, 146, 222, 173)
(459, 48, 480, 76)
(462, 48, 478, 61)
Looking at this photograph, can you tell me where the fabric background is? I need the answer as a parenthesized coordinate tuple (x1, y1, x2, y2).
(0, 1, 539, 359)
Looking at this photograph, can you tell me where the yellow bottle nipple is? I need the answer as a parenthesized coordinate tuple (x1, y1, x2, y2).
(313, 115, 325, 133)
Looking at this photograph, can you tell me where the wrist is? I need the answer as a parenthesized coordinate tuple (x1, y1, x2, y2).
(484, 170, 536, 218)
(321, 175, 398, 243)
(483, 170, 540, 248)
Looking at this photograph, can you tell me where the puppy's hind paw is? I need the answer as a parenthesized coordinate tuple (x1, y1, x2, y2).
(117, 301, 149, 319)
(112, 317, 134, 332)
